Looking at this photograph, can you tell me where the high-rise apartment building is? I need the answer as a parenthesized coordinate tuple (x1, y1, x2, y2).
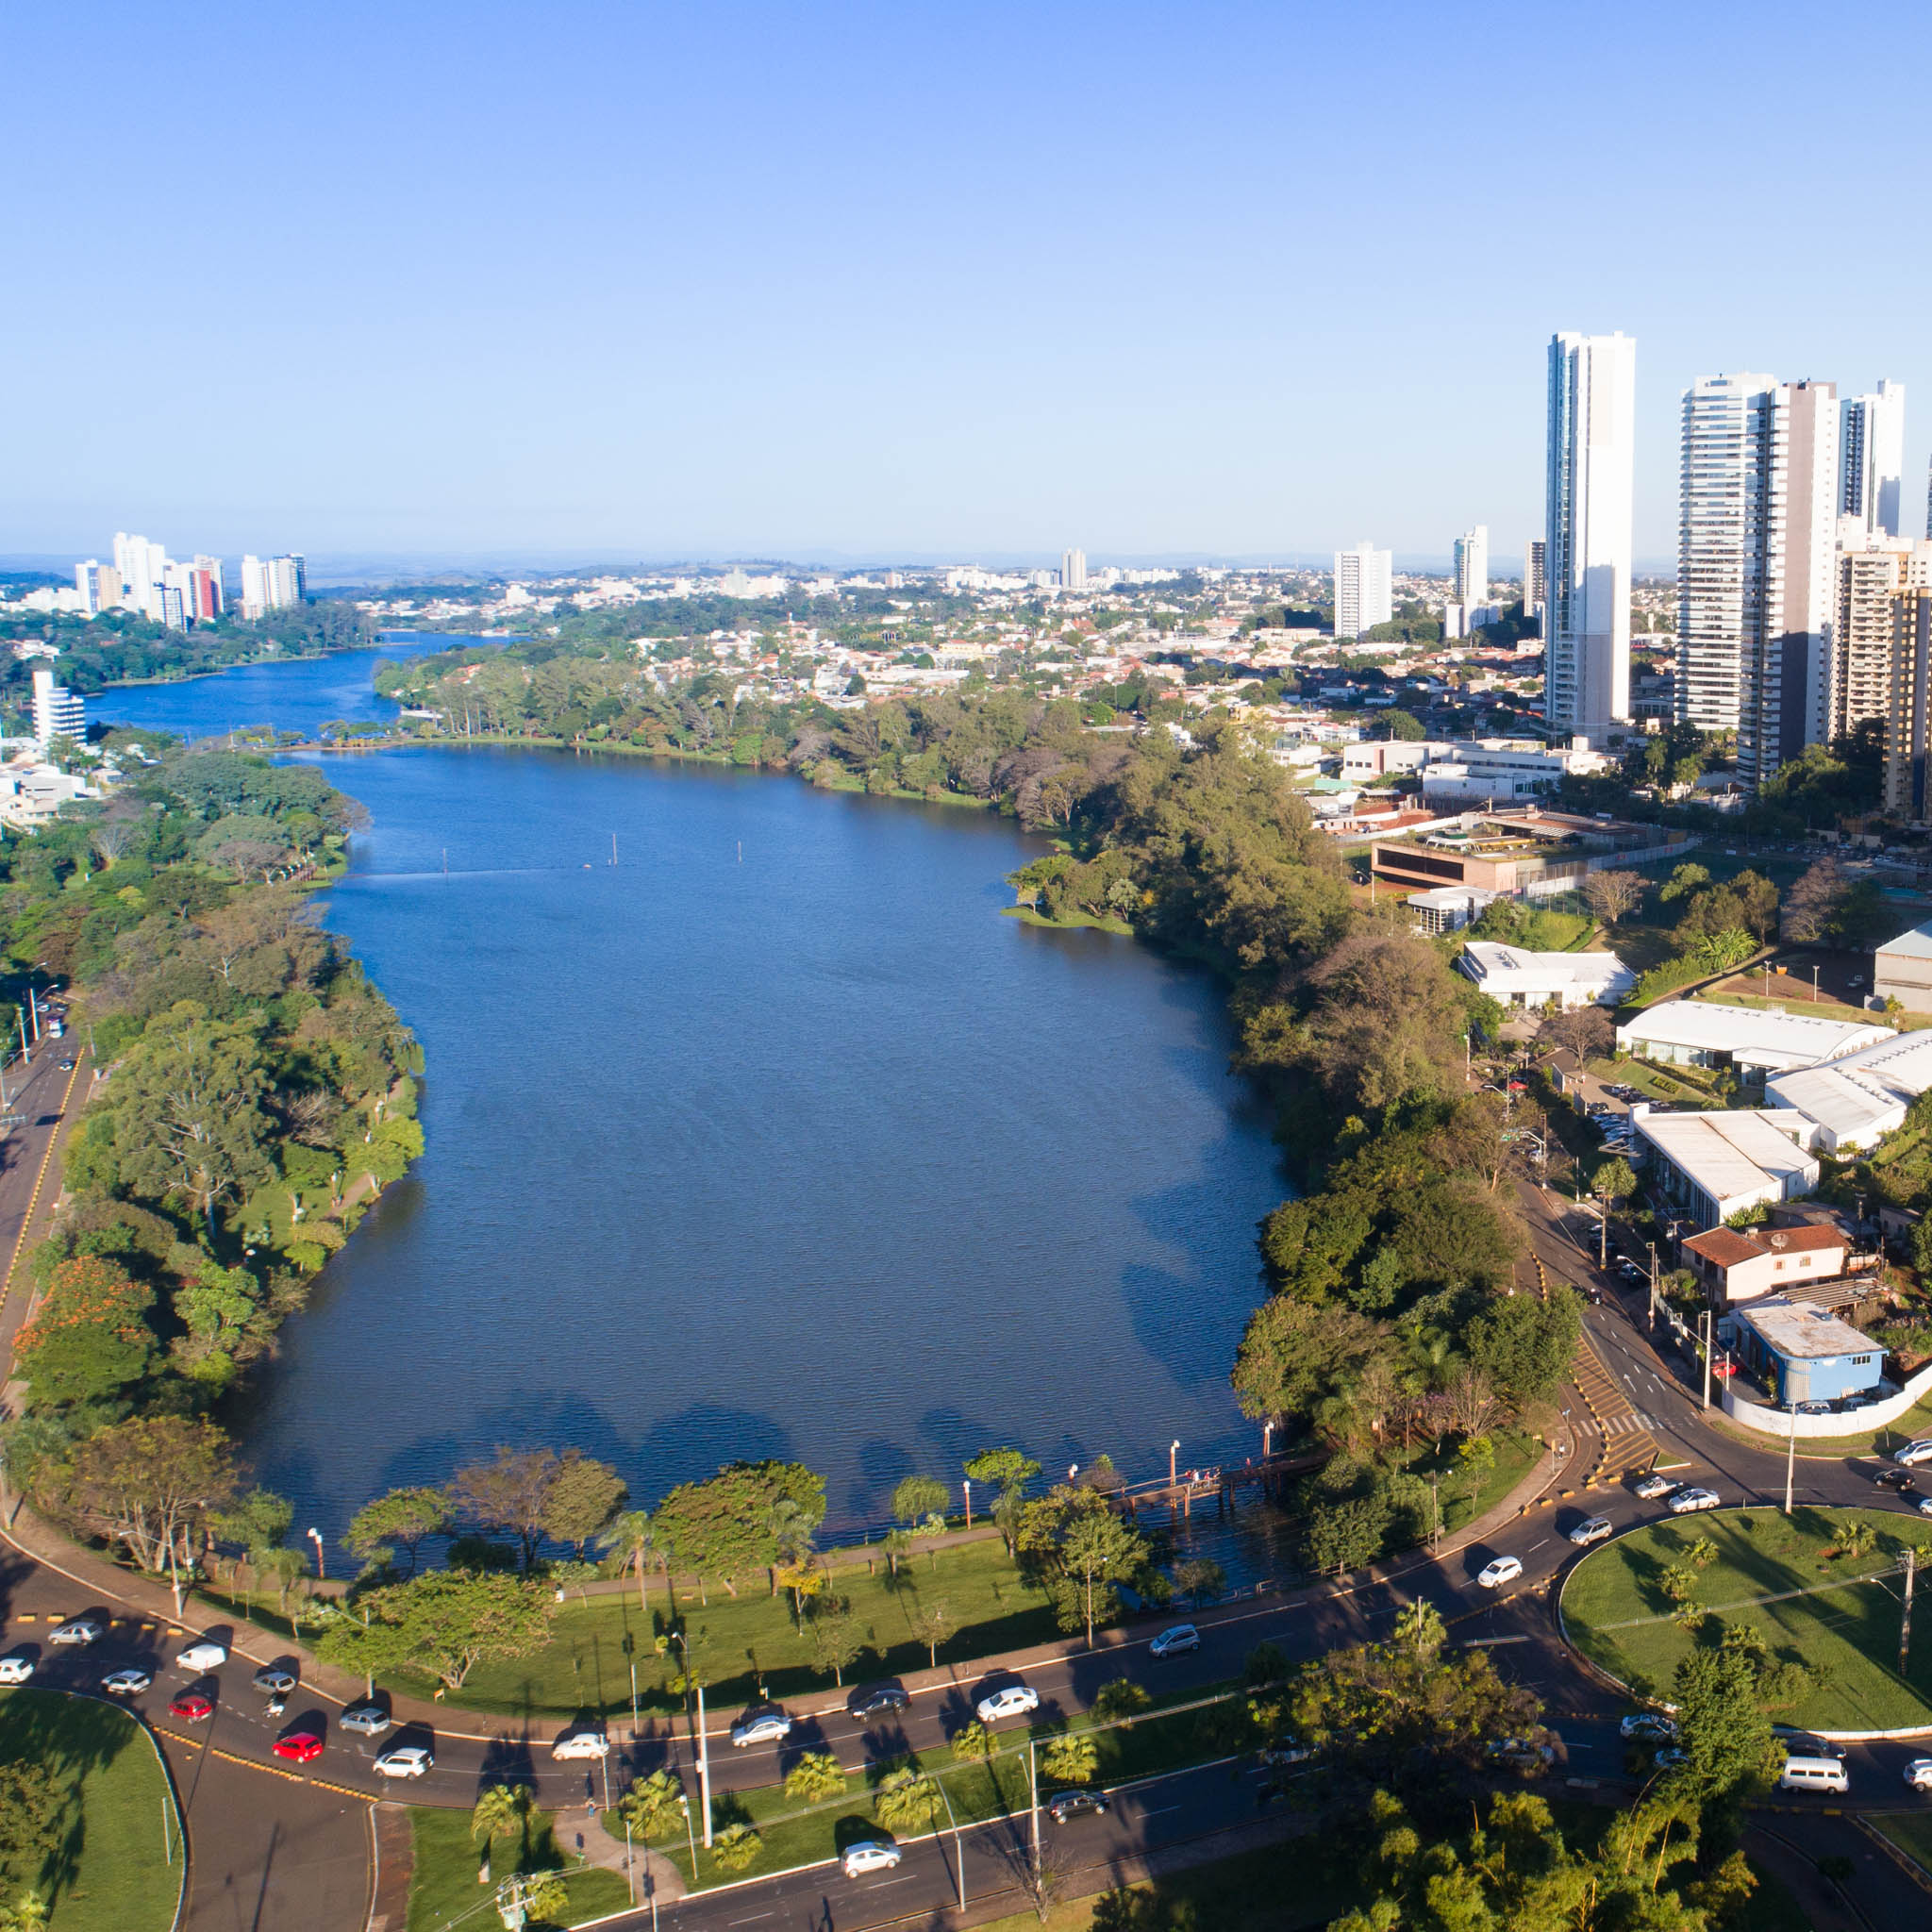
(111, 531, 171, 623)
(1453, 525, 1489, 611)
(1544, 331, 1634, 743)
(1832, 525, 1932, 744)
(1523, 539, 1546, 625)
(1059, 548, 1087, 591)
(1332, 542, 1392, 639)
(1675, 375, 1838, 786)
(1841, 380, 1907, 538)
(1887, 585, 1932, 818)
(74, 559, 121, 615)
(240, 553, 306, 618)
(30, 666, 86, 749)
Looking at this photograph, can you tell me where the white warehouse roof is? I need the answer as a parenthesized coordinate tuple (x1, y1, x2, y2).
(1616, 1001, 1890, 1073)
(1633, 1107, 1821, 1204)
(1457, 943, 1635, 1004)
(1760, 1066, 1906, 1153)
(1795, 1027, 1932, 1102)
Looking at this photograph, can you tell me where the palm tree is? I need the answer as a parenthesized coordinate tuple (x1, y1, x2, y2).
(471, 1783, 530, 1884)
(1393, 1599, 1445, 1658)
(599, 1510, 660, 1612)
(618, 1771, 687, 1841)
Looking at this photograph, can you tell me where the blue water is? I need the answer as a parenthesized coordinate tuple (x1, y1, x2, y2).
(96, 664, 1290, 1548)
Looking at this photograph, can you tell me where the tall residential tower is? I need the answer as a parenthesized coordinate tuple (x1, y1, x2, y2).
(1332, 542, 1392, 639)
(1453, 525, 1489, 612)
(1841, 380, 1907, 538)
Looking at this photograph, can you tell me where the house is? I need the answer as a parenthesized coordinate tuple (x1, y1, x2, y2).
(1721, 1297, 1886, 1407)
(1629, 1106, 1822, 1229)
(1680, 1223, 1869, 1308)
(1874, 918, 1932, 1010)
(1455, 942, 1636, 1010)
(1407, 886, 1501, 935)
(1615, 1002, 1890, 1079)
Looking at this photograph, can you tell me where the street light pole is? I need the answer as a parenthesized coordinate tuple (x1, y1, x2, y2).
(1785, 1399, 1797, 1516)
(1169, 1440, 1180, 1489)
(307, 1527, 325, 1581)
(962, 1479, 971, 1529)
(935, 1769, 968, 1908)
(1700, 1311, 1712, 1410)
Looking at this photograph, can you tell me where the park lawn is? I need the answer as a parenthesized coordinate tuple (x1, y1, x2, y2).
(405, 1806, 630, 1931)
(0, 1687, 180, 1932)
(1584, 1057, 1716, 1108)
(1871, 1810, 1932, 1882)
(1385, 1428, 1544, 1541)
(1002, 906, 1133, 935)
(422, 1539, 1060, 1719)
(1561, 1507, 1932, 1729)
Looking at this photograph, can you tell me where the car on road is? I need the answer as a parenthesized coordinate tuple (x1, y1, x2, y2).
(48, 1619, 104, 1647)
(975, 1683, 1041, 1724)
(1655, 1746, 1688, 1770)
(1258, 1738, 1314, 1766)
(274, 1729, 325, 1763)
(341, 1702, 392, 1736)
(1488, 1736, 1557, 1775)
(841, 1840, 902, 1878)
(1149, 1624, 1200, 1658)
(728, 1710, 792, 1749)
(169, 1692, 214, 1722)
(1567, 1517, 1613, 1547)
(1634, 1475, 1676, 1501)
(1894, 1441, 1932, 1468)
(175, 1641, 227, 1673)
(552, 1728, 610, 1759)
(1874, 1470, 1919, 1493)
(0, 1657, 34, 1685)
(375, 1745, 435, 1778)
(1476, 1556, 1524, 1589)
(56, 1058, 75, 1072)
(1669, 1488, 1721, 1515)
(846, 1685, 908, 1725)
(1620, 1714, 1676, 1741)
(252, 1666, 297, 1696)
(1905, 1758, 1932, 1791)
(101, 1669, 152, 1696)
(1048, 1789, 1111, 1822)
(1774, 1731, 1845, 1760)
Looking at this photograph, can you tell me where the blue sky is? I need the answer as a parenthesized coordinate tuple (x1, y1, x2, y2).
(7, 1, 1931, 570)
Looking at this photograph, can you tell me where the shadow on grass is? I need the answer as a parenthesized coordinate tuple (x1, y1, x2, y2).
(0, 1686, 141, 1914)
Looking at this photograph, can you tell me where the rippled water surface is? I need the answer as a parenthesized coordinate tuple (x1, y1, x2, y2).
(99, 664, 1287, 1541)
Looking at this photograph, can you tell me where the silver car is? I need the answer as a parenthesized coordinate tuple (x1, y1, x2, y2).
(341, 1702, 392, 1736)
(728, 1710, 792, 1749)
(1567, 1517, 1613, 1547)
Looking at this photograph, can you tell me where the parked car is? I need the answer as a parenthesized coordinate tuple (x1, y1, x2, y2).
(1488, 1736, 1556, 1774)
(1840, 1391, 1879, 1411)
(1477, 1556, 1524, 1589)
(1621, 1714, 1676, 1741)
(1655, 1746, 1689, 1770)
(340, 1702, 392, 1736)
(1874, 1470, 1919, 1493)
(101, 1669, 152, 1695)
(175, 1641, 227, 1673)
(252, 1666, 298, 1696)
(375, 1745, 435, 1778)
(1149, 1624, 1200, 1658)
(728, 1710, 792, 1749)
(48, 1619, 104, 1647)
(975, 1684, 1041, 1724)
(274, 1729, 325, 1763)
(1567, 1517, 1613, 1547)
(841, 1840, 902, 1878)
(1796, 1401, 1835, 1416)
(1774, 1730, 1845, 1761)
(1893, 1441, 1932, 1468)
(552, 1728, 611, 1759)
(1669, 1488, 1721, 1514)
(1048, 1789, 1111, 1822)
(1634, 1474, 1677, 1501)
(1258, 1738, 1314, 1766)
(0, 1656, 35, 1685)
(169, 1692, 214, 1722)
(1905, 1757, 1932, 1791)
(846, 1684, 908, 1724)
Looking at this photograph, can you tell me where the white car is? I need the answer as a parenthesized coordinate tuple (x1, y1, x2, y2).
(975, 1683, 1041, 1724)
(1895, 1441, 1932, 1468)
(48, 1620, 104, 1647)
(1917, 1497, 1932, 1519)
(1149, 1624, 1199, 1658)
(551, 1729, 609, 1760)
(1634, 1474, 1676, 1501)
(1621, 1713, 1676, 1741)
(101, 1669, 152, 1695)
(1567, 1517, 1613, 1547)
(841, 1840, 903, 1878)
(1476, 1556, 1523, 1589)
(1669, 1488, 1720, 1515)
(175, 1641, 227, 1673)
(728, 1710, 793, 1749)
(375, 1745, 435, 1779)
(1905, 1757, 1932, 1791)
(0, 1656, 34, 1685)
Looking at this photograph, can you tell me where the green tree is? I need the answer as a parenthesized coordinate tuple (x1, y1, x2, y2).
(541, 1450, 627, 1557)
(1392, 1599, 1445, 1659)
(1041, 1734, 1098, 1785)
(0, 1762, 62, 1877)
(709, 1823, 762, 1872)
(598, 1509, 661, 1611)
(1231, 1295, 1393, 1424)
(618, 1772, 687, 1841)
(344, 1487, 452, 1579)
(783, 1752, 845, 1802)
(12, 1257, 157, 1407)
(57, 1414, 238, 1591)
(211, 1487, 292, 1578)
(1591, 1156, 1638, 1206)
(1017, 1487, 1150, 1647)
(653, 1460, 826, 1600)
(1466, 1288, 1582, 1407)
(891, 1473, 949, 1531)
(873, 1769, 942, 1835)
(1672, 1643, 1781, 1809)
(1304, 1492, 1391, 1575)
(805, 1595, 864, 1686)
(951, 1721, 994, 1760)
(1091, 1678, 1151, 1724)
(964, 1447, 1040, 1554)
(911, 1598, 951, 1667)
(317, 1569, 555, 1691)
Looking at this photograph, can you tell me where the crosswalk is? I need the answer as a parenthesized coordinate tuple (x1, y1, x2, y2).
(1571, 1341, 1660, 1484)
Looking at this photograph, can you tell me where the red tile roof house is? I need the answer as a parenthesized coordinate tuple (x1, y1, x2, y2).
(1681, 1224, 1877, 1309)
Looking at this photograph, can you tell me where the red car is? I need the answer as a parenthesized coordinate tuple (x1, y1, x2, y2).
(169, 1692, 214, 1722)
(274, 1730, 324, 1763)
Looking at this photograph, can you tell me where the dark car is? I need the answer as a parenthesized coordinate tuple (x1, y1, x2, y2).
(1875, 1470, 1919, 1493)
(1047, 1789, 1110, 1823)
(848, 1684, 909, 1724)
(1774, 1729, 1846, 1760)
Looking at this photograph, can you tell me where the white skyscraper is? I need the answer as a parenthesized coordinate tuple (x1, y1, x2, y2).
(30, 666, 86, 749)
(1840, 379, 1906, 538)
(1544, 331, 1635, 743)
(1452, 525, 1489, 612)
(241, 553, 306, 618)
(111, 531, 171, 623)
(1674, 375, 1838, 786)
(1332, 542, 1392, 639)
(1059, 548, 1087, 591)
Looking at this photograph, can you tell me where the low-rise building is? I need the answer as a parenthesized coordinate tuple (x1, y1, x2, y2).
(1415, 736, 1609, 803)
(1371, 810, 1695, 902)
(1455, 942, 1635, 1009)
(1630, 1105, 1822, 1228)
(1339, 741, 1444, 781)
(1616, 1002, 1890, 1078)
(1407, 885, 1501, 935)
(1721, 1297, 1885, 1407)
(1681, 1223, 1865, 1307)
(1874, 917, 1932, 1009)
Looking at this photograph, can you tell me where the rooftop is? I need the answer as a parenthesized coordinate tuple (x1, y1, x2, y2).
(1761, 1064, 1907, 1143)
(1633, 1108, 1819, 1199)
(1735, 1296, 1880, 1361)
(1683, 1224, 1844, 1270)
(1458, 942, 1634, 989)
(1877, 918, 1932, 961)
(1797, 1027, 1932, 1101)
(1619, 1001, 1890, 1072)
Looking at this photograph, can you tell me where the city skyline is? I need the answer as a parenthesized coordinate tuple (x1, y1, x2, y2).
(8, 3, 1932, 560)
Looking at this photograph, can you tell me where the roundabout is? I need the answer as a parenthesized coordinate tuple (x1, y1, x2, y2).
(1560, 1507, 1932, 1736)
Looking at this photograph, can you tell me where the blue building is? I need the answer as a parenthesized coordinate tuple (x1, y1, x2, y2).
(1722, 1297, 1884, 1407)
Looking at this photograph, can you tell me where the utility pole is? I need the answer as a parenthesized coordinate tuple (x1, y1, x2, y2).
(1028, 1737, 1041, 1876)
(1784, 1399, 1797, 1516)
(695, 1685, 713, 1847)
(1902, 1547, 1918, 1676)
(935, 1769, 968, 1908)
(1648, 1241, 1658, 1325)
(1700, 1310, 1712, 1409)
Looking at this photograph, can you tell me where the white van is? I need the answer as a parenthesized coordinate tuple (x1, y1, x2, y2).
(1778, 1755, 1848, 1794)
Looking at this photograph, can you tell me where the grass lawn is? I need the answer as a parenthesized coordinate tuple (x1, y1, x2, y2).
(0, 1687, 180, 1931)
(1386, 1428, 1545, 1539)
(1561, 1507, 1932, 1728)
(1871, 1810, 1932, 1881)
(1002, 906, 1133, 935)
(406, 1806, 630, 1931)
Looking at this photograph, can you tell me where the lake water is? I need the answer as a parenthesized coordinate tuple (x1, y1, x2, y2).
(96, 659, 1290, 1548)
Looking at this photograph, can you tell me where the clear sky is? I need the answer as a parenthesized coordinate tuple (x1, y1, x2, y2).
(7, 0, 1932, 571)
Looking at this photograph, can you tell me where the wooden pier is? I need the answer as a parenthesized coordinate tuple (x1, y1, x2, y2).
(1112, 1449, 1326, 1522)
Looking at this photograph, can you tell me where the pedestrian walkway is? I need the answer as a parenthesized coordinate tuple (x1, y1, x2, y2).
(1571, 1342, 1658, 1487)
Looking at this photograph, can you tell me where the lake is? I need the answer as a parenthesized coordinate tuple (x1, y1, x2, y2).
(96, 660, 1290, 1547)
